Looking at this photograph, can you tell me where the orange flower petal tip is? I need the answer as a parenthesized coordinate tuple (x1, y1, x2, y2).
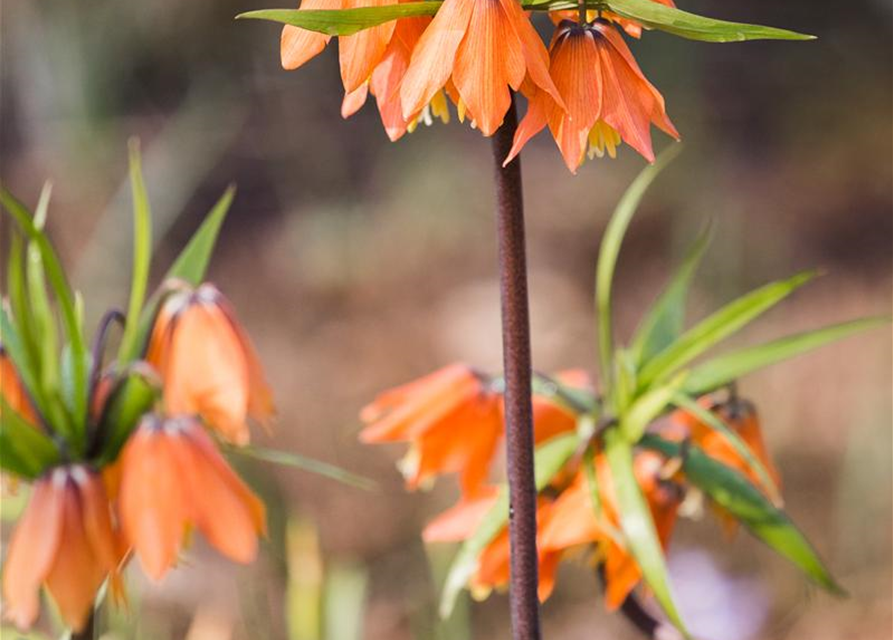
(0, 349, 38, 425)
(399, 0, 564, 137)
(2, 466, 121, 632)
(147, 283, 275, 446)
(119, 415, 266, 581)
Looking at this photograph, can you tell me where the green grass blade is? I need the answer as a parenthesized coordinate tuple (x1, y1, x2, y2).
(596, 145, 682, 388)
(683, 316, 890, 395)
(637, 270, 817, 389)
(165, 185, 234, 285)
(118, 140, 154, 365)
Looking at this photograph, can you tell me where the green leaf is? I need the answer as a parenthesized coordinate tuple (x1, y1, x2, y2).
(165, 186, 234, 285)
(438, 433, 579, 618)
(0, 188, 89, 435)
(683, 316, 890, 396)
(120, 186, 234, 363)
(670, 392, 781, 506)
(602, 0, 815, 42)
(118, 140, 154, 365)
(596, 145, 682, 388)
(604, 428, 689, 636)
(620, 373, 686, 442)
(26, 241, 59, 397)
(6, 232, 39, 375)
(630, 223, 712, 366)
(93, 365, 161, 465)
(229, 446, 378, 491)
(637, 271, 817, 389)
(237, 4, 441, 36)
(0, 396, 60, 479)
(640, 435, 845, 595)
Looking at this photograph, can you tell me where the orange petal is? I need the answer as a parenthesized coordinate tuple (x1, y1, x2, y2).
(499, 0, 564, 111)
(342, 83, 370, 119)
(422, 489, 499, 542)
(505, 89, 549, 165)
(164, 302, 251, 445)
(2, 474, 65, 630)
(177, 424, 266, 563)
(452, 0, 524, 136)
(280, 0, 340, 70)
(400, 0, 474, 120)
(45, 480, 108, 632)
(339, 0, 397, 93)
(119, 424, 188, 580)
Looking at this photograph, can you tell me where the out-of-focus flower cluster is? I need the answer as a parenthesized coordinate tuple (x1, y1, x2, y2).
(280, 0, 678, 172)
(0, 183, 273, 632)
(360, 364, 778, 610)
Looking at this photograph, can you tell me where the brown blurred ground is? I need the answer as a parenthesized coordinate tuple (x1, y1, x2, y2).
(1, 0, 891, 638)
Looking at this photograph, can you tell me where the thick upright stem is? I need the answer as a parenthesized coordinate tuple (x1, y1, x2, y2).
(492, 95, 541, 640)
(72, 613, 95, 640)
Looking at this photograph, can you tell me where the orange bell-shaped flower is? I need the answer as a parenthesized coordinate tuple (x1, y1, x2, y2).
(147, 283, 274, 446)
(508, 19, 679, 172)
(2, 466, 121, 632)
(118, 415, 267, 581)
(360, 363, 502, 496)
(399, 0, 565, 136)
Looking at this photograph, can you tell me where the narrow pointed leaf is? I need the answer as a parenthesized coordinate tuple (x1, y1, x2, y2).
(165, 185, 234, 285)
(638, 271, 817, 389)
(620, 373, 686, 442)
(438, 433, 579, 618)
(630, 223, 712, 366)
(94, 365, 161, 464)
(0, 397, 60, 479)
(602, 0, 815, 42)
(120, 186, 235, 362)
(237, 4, 441, 36)
(604, 428, 689, 636)
(671, 392, 781, 506)
(640, 435, 845, 595)
(6, 233, 39, 371)
(683, 316, 890, 395)
(229, 445, 378, 491)
(596, 145, 682, 385)
(118, 140, 154, 365)
(0, 188, 89, 431)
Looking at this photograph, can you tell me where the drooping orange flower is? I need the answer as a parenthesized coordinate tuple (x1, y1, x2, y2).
(118, 415, 267, 581)
(538, 452, 680, 609)
(423, 450, 680, 607)
(399, 0, 565, 136)
(359, 363, 502, 495)
(360, 365, 590, 495)
(281, 0, 397, 93)
(507, 19, 679, 172)
(0, 349, 37, 425)
(2, 466, 121, 632)
(666, 397, 781, 495)
(147, 283, 274, 446)
(341, 16, 453, 141)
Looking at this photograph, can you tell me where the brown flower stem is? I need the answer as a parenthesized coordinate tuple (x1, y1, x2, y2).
(491, 94, 541, 640)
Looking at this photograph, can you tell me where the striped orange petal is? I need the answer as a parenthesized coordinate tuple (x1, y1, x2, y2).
(280, 0, 341, 70)
(339, 0, 398, 92)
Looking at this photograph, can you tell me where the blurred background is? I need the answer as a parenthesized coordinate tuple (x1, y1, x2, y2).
(1, 0, 890, 638)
